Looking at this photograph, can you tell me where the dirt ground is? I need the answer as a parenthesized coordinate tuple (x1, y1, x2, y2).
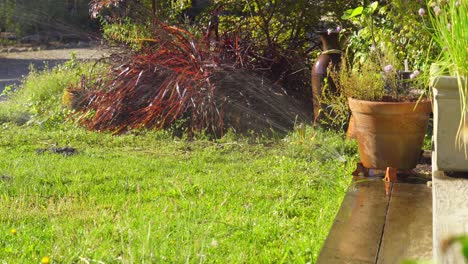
(0, 47, 110, 92)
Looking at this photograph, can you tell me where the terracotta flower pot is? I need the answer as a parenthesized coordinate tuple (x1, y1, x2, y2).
(346, 114, 356, 139)
(348, 97, 432, 170)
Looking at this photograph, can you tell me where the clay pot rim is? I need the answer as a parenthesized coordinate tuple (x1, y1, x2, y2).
(348, 97, 432, 106)
(348, 97, 433, 115)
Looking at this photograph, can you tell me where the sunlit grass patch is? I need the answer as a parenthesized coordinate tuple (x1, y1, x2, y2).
(0, 124, 357, 263)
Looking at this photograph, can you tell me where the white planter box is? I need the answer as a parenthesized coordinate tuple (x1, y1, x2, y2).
(432, 76, 468, 171)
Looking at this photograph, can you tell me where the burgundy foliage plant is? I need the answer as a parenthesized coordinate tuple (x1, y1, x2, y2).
(79, 1, 311, 136)
(78, 22, 234, 135)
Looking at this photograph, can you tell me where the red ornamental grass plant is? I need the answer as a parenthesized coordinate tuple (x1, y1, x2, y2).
(79, 2, 312, 136)
(77, 22, 233, 135)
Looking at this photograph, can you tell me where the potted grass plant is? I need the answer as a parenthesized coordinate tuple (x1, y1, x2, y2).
(426, 0, 468, 172)
(327, 56, 432, 178)
(328, 2, 433, 179)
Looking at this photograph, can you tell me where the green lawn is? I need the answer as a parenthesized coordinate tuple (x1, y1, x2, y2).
(0, 124, 356, 263)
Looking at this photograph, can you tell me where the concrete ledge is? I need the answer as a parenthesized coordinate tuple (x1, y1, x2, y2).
(433, 170, 468, 263)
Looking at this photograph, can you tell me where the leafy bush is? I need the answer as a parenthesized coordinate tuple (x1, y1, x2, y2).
(91, 0, 364, 98)
(1, 0, 98, 38)
(342, 0, 434, 71)
(101, 17, 152, 50)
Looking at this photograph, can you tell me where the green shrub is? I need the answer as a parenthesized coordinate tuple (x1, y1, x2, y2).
(343, 0, 435, 71)
(1, 0, 98, 37)
(0, 56, 107, 128)
(101, 17, 153, 50)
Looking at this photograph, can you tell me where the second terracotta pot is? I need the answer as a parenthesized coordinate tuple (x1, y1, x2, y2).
(348, 97, 432, 170)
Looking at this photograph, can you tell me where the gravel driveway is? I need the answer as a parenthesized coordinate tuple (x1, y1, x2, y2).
(0, 47, 110, 92)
